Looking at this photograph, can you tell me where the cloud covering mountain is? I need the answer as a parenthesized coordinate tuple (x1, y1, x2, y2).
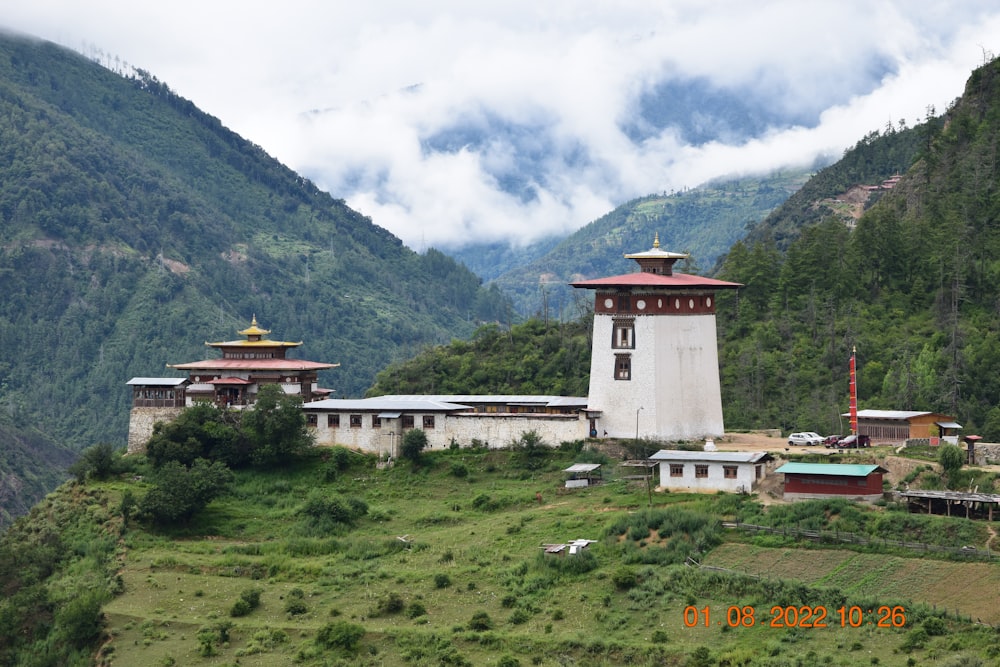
(5, 1, 999, 251)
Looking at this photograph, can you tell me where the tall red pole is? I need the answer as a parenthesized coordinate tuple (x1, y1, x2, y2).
(849, 346, 858, 435)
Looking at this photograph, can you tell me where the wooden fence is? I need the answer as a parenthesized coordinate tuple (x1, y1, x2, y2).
(722, 521, 995, 560)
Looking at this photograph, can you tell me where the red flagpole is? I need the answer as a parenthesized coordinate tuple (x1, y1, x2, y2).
(849, 347, 858, 435)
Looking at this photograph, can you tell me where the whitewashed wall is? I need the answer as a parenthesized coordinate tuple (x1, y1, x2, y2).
(307, 412, 590, 454)
(588, 312, 725, 441)
(656, 460, 760, 493)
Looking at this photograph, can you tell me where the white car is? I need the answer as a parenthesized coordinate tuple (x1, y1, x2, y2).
(788, 431, 823, 446)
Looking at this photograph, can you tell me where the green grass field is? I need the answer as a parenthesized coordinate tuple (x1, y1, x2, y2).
(90, 447, 1000, 666)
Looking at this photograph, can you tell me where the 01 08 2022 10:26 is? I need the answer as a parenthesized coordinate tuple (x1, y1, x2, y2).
(682, 605, 907, 629)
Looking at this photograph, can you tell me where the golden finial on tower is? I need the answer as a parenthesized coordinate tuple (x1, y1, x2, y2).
(653, 232, 660, 249)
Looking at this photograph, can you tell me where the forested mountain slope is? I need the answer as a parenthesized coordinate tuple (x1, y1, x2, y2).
(0, 32, 508, 519)
(715, 56, 1000, 437)
(487, 170, 812, 318)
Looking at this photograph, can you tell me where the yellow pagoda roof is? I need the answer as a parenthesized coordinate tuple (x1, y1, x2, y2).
(206, 316, 303, 348)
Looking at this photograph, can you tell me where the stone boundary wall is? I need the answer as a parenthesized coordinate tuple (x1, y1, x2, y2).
(127, 406, 183, 454)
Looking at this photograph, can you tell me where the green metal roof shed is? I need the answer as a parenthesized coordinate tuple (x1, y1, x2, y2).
(775, 463, 886, 476)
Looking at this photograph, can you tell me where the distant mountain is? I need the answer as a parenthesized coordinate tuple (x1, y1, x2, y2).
(0, 31, 509, 519)
(485, 170, 815, 317)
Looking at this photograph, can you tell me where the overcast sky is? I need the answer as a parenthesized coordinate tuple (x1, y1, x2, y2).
(3, 2, 999, 251)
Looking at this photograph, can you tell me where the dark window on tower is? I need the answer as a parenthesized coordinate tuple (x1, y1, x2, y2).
(614, 354, 631, 380)
(612, 319, 634, 349)
(617, 295, 631, 312)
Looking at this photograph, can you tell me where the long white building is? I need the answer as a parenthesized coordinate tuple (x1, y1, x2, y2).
(128, 237, 740, 453)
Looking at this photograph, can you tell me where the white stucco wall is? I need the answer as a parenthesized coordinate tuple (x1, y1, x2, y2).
(307, 411, 590, 454)
(588, 311, 725, 442)
(656, 460, 759, 493)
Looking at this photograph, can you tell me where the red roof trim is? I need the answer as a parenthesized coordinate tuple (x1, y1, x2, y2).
(570, 272, 741, 289)
(169, 359, 338, 371)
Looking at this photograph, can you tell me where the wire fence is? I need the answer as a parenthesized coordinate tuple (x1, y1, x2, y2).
(722, 521, 996, 560)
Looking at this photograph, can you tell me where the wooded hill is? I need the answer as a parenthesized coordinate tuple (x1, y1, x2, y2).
(0, 32, 510, 492)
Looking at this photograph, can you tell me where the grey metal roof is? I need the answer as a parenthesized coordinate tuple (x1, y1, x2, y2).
(936, 421, 963, 429)
(126, 377, 187, 386)
(302, 397, 472, 412)
(376, 394, 587, 407)
(842, 409, 930, 420)
(649, 450, 770, 464)
(564, 463, 602, 473)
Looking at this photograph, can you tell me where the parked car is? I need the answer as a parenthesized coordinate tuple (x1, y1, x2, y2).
(822, 435, 842, 447)
(835, 434, 871, 448)
(788, 431, 823, 446)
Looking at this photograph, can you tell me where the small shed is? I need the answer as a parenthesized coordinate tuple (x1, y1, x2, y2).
(564, 463, 602, 488)
(542, 539, 597, 557)
(843, 410, 962, 445)
(775, 462, 886, 502)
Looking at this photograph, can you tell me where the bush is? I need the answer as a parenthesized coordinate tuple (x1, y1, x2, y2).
(285, 599, 308, 615)
(434, 573, 452, 589)
(375, 592, 405, 616)
(401, 429, 428, 463)
(230, 598, 252, 617)
(316, 621, 365, 653)
(468, 611, 493, 631)
(406, 602, 427, 619)
(611, 567, 638, 591)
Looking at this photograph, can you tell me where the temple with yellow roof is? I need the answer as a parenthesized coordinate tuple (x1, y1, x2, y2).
(125, 317, 338, 453)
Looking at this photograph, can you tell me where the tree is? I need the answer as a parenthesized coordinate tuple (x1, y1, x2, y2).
(145, 402, 243, 468)
(68, 442, 120, 482)
(400, 429, 427, 463)
(137, 459, 233, 525)
(241, 384, 313, 467)
(938, 443, 964, 477)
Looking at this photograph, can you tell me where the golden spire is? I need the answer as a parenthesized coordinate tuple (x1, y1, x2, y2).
(653, 232, 660, 249)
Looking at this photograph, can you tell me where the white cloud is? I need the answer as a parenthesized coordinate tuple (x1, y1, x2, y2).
(2, 1, 998, 251)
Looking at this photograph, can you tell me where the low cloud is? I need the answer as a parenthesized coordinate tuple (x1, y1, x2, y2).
(4, 1, 999, 250)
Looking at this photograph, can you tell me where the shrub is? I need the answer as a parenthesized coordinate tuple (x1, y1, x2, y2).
(401, 429, 428, 463)
(375, 592, 405, 616)
(285, 599, 308, 615)
(230, 598, 252, 617)
(468, 611, 493, 631)
(316, 621, 365, 653)
(450, 462, 469, 478)
(406, 602, 427, 619)
(611, 567, 638, 591)
(434, 573, 452, 589)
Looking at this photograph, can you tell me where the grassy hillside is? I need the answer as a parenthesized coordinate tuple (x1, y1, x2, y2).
(3, 445, 998, 666)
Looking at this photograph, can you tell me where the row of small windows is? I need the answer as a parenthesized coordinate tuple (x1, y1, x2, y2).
(603, 295, 713, 313)
(223, 351, 276, 359)
(669, 464, 739, 479)
(135, 389, 178, 399)
(306, 414, 436, 429)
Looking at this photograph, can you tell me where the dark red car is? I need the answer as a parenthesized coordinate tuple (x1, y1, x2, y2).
(822, 435, 842, 447)
(836, 434, 871, 448)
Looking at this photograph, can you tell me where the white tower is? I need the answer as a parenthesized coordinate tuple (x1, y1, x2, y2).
(571, 235, 740, 441)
